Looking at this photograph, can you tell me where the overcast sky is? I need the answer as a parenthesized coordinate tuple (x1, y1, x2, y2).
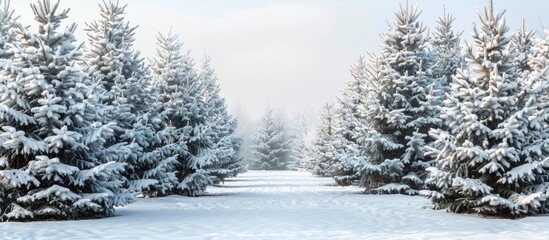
(10, 0, 549, 121)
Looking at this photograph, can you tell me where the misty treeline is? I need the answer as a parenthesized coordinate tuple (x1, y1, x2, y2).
(243, 107, 311, 171)
(306, 1, 549, 218)
(0, 0, 244, 221)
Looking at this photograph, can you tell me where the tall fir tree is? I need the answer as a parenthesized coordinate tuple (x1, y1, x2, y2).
(0, 0, 132, 221)
(83, 0, 164, 196)
(150, 31, 213, 196)
(332, 56, 371, 185)
(249, 108, 292, 170)
(198, 55, 245, 182)
(356, 4, 438, 194)
(149, 32, 189, 196)
(421, 1, 549, 217)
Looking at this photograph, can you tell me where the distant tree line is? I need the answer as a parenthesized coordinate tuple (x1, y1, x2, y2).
(246, 107, 309, 171)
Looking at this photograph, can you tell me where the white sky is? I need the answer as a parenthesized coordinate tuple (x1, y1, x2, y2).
(10, 0, 549, 121)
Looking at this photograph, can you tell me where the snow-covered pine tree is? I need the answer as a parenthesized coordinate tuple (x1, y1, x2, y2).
(300, 139, 317, 171)
(511, 21, 534, 74)
(347, 55, 392, 188)
(83, 0, 163, 196)
(287, 113, 312, 171)
(285, 124, 301, 171)
(150, 31, 213, 196)
(430, 9, 463, 93)
(0, 0, 132, 221)
(530, 22, 549, 71)
(172, 56, 219, 196)
(356, 4, 438, 194)
(148, 32, 189, 196)
(309, 103, 341, 176)
(0, 0, 15, 65)
(198, 55, 245, 182)
(429, 8, 463, 114)
(421, 1, 549, 217)
(249, 108, 292, 170)
(332, 56, 370, 185)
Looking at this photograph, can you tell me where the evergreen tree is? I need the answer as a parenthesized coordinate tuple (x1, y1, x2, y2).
(288, 114, 312, 171)
(0, 0, 131, 221)
(198, 55, 245, 182)
(285, 126, 302, 171)
(300, 139, 317, 171)
(429, 8, 464, 114)
(309, 103, 341, 176)
(150, 31, 213, 196)
(356, 4, 438, 194)
(332, 56, 370, 185)
(249, 108, 291, 170)
(430, 9, 463, 92)
(421, 1, 549, 217)
(83, 0, 163, 196)
(0, 0, 15, 64)
(512, 21, 535, 74)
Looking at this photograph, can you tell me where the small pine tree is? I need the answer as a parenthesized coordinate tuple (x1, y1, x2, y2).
(287, 114, 312, 171)
(309, 103, 341, 176)
(249, 108, 292, 170)
(430, 8, 463, 92)
(511, 20, 535, 74)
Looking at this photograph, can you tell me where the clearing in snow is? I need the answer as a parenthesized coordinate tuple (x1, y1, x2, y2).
(3, 170, 549, 239)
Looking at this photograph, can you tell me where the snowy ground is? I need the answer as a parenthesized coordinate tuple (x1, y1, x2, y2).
(3, 171, 549, 239)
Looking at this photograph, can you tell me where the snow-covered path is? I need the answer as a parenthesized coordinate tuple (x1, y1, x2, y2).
(3, 170, 549, 239)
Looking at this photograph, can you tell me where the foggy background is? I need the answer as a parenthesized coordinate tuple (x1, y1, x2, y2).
(11, 0, 549, 127)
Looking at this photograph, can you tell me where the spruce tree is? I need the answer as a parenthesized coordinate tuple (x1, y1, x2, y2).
(431, 9, 463, 92)
(421, 1, 549, 217)
(0, 0, 131, 221)
(198, 55, 245, 182)
(288, 114, 312, 171)
(285, 125, 301, 171)
(83, 0, 162, 195)
(150, 31, 212, 196)
(512, 20, 535, 73)
(356, 4, 438, 194)
(0, 0, 14, 64)
(249, 108, 291, 170)
(332, 56, 370, 185)
(309, 103, 341, 176)
(148, 32, 189, 196)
